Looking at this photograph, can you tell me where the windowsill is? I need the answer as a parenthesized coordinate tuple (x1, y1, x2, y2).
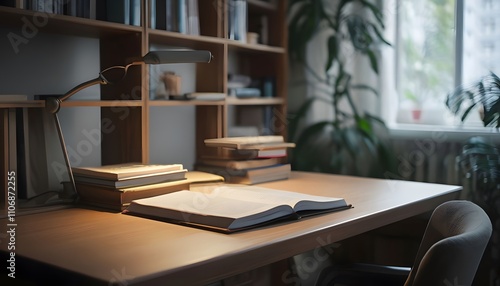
(388, 123, 499, 143)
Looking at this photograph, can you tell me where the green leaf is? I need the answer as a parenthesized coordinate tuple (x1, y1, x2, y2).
(325, 35, 338, 72)
(358, 0, 385, 28)
(366, 50, 378, 74)
(460, 104, 478, 123)
(351, 84, 379, 97)
(368, 22, 391, 46)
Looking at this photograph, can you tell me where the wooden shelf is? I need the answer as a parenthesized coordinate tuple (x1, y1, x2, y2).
(226, 97, 284, 106)
(0, 101, 44, 108)
(0, 6, 142, 39)
(227, 40, 286, 54)
(1, 0, 288, 182)
(149, 100, 225, 107)
(61, 100, 143, 107)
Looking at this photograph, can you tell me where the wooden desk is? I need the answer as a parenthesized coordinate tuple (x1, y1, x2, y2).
(0, 171, 461, 285)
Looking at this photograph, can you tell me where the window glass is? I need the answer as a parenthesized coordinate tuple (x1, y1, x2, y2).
(396, 0, 500, 126)
(397, 0, 456, 124)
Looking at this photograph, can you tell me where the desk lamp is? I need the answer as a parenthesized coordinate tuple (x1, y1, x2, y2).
(44, 50, 212, 200)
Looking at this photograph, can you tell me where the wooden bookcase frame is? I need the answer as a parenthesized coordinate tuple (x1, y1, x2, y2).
(0, 0, 288, 210)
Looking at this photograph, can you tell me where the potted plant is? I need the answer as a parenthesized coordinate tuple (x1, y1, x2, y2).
(446, 72, 500, 286)
(287, 0, 396, 177)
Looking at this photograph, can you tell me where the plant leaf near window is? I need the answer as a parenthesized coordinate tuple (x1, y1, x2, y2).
(287, 0, 396, 178)
(446, 72, 500, 129)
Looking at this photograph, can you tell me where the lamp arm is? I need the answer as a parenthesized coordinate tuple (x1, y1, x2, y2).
(45, 77, 105, 114)
(59, 77, 105, 102)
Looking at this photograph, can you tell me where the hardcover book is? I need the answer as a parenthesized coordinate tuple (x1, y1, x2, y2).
(204, 135, 295, 150)
(76, 171, 224, 211)
(73, 169, 187, 189)
(195, 164, 291, 185)
(123, 185, 351, 233)
(72, 163, 185, 181)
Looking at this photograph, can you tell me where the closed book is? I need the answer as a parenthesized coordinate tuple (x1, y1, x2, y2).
(203, 148, 288, 160)
(77, 180, 191, 210)
(195, 164, 291, 185)
(229, 87, 261, 98)
(204, 135, 295, 150)
(72, 163, 184, 180)
(76, 171, 224, 210)
(74, 169, 187, 189)
(199, 157, 281, 170)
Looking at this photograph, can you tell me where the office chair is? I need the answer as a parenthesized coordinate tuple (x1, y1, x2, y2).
(315, 200, 493, 286)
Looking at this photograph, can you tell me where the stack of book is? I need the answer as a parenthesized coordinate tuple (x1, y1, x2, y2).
(72, 163, 224, 210)
(197, 135, 295, 185)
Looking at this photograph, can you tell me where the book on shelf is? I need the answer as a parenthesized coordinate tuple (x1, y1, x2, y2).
(229, 87, 261, 98)
(228, 0, 247, 43)
(203, 148, 289, 160)
(25, 0, 97, 19)
(130, 0, 140, 26)
(227, 73, 252, 89)
(186, 0, 199, 35)
(204, 135, 295, 150)
(199, 157, 281, 170)
(77, 171, 224, 211)
(195, 163, 291, 185)
(123, 184, 352, 233)
(74, 169, 187, 189)
(169, 92, 226, 101)
(72, 163, 185, 180)
(106, 0, 130, 24)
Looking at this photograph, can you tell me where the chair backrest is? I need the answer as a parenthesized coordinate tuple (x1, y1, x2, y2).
(405, 200, 492, 286)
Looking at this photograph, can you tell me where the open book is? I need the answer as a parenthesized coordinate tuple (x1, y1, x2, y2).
(123, 185, 351, 233)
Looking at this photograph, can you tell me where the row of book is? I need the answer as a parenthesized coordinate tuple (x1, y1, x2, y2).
(196, 135, 295, 184)
(12, 0, 142, 25)
(72, 163, 224, 210)
(151, 0, 200, 35)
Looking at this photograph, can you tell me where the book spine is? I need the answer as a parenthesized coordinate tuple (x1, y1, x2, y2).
(106, 0, 130, 24)
(165, 0, 173, 31)
(130, 0, 140, 26)
(177, 0, 186, 34)
(150, 0, 156, 29)
(155, 0, 166, 30)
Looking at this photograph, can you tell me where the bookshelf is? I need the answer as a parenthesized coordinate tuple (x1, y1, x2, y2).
(0, 0, 288, 208)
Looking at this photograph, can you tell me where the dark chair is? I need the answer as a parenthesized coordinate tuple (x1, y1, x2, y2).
(316, 200, 493, 286)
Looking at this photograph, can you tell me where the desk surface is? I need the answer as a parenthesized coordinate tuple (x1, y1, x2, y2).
(0, 171, 461, 285)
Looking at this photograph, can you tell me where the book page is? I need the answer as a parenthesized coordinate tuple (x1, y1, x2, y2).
(197, 185, 347, 212)
(129, 190, 291, 220)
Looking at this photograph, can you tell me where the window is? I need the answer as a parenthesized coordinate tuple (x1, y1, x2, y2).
(394, 0, 500, 126)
